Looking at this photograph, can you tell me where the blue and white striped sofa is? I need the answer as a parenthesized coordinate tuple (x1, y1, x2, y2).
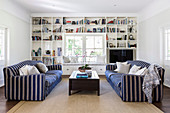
(105, 60, 165, 102)
(3, 60, 63, 101)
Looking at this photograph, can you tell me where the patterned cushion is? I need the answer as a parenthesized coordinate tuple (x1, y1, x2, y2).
(105, 70, 117, 79)
(7, 60, 42, 76)
(110, 74, 123, 89)
(127, 60, 150, 68)
(46, 70, 62, 79)
(45, 75, 57, 87)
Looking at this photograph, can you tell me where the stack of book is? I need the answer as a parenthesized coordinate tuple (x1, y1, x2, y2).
(76, 72, 88, 78)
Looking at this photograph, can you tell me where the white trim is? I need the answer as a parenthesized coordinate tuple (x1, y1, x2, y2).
(0, 79, 4, 87)
(164, 83, 170, 88)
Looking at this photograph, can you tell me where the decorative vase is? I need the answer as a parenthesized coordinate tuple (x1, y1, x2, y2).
(78, 67, 91, 72)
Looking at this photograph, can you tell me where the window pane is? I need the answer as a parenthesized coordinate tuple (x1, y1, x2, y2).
(168, 33, 170, 56)
(66, 36, 74, 49)
(86, 56, 96, 62)
(86, 49, 103, 56)
(86, 36, 94, 48)
(74, 36, 83, 49)
(95, 36, 103, 48)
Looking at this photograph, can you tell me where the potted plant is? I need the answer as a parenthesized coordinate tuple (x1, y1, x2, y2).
(78, 64, 91, 72)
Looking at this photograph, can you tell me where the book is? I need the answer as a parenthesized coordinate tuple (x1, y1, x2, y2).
(76, 72, 88, 78)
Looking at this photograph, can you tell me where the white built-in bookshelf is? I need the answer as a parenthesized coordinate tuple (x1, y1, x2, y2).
(31, 16, 137, 65)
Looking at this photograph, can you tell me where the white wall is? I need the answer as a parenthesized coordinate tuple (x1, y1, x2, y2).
(1, 11, 30, 65)
(0, 0, 31, 86)
(138, 8, 170, 87)
(0, 0, 30, 23)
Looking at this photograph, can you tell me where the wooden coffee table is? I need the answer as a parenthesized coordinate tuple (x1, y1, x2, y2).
(69, 71, 100, 96)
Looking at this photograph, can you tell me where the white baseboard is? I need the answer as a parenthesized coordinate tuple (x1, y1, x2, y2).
(0, 79, 4, 87)
(164, 83, 170, 88)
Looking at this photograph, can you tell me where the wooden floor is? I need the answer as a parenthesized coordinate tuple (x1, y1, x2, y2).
(0, 77, 170, 113)
(154, 86, 170, 113)
(0, 87, 19, 113)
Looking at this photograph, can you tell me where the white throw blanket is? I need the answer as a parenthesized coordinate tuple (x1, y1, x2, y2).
(142, 64, 161, 103)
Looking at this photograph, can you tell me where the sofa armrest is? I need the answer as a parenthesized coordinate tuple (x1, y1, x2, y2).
(106, 64, 117, 71)
(46, 64, 62, 71)
(121, 74, 147, 102)
(121, 74, 163, 102)
(5, 74, 45, 101)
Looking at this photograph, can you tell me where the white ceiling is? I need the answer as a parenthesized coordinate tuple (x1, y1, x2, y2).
(13, 0, 155, 13)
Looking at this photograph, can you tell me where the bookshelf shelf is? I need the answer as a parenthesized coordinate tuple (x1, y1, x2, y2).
(31, 16, 137, 65)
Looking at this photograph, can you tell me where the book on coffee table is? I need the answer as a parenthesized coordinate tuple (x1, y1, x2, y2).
(76, 72, 88, 78)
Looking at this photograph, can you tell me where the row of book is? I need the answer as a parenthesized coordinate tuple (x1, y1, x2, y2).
(65, 27, 85, 33)
(117, 18, 128, 25)
(107, 27, 116, 33)
(107, 19, 128, 25)
(76, 27, 84, 33)
(32, 36, 41, 41)
(63, 18, 84, 25)
(86, 19, 106, 25)
(86, 27, 106, 33)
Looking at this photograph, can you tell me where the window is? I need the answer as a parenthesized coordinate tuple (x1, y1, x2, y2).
(86, 36, 104, 62)
(64, 35, 105, 63)
(0, 28, 5, 60)
(164, 28, 170, 60)
(65, 36, 83, 62)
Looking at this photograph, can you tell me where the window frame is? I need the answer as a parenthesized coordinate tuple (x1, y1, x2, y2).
(0, 26, 9, 66)
(163, 27, 170, 60)
(63, 34, 106, 64)
(0, 27, 5, 61)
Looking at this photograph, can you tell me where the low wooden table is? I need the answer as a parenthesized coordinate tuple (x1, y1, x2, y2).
(69, 71, 100, 96)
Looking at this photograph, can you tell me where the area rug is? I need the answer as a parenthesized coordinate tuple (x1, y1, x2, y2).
(8, 78, 163, 113)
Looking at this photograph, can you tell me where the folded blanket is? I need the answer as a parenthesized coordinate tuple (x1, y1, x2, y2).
(142, 64, 161, 103)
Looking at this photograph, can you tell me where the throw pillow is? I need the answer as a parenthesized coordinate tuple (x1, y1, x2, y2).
(28, 66, 40, 75)
(128, 65, 141, 74)
(135, 67, 148, 75)
(96, 55, 105, 63)
(70, 56, 78, 63)
(19, 65, 29, 75)
(63, 56, 70, 63)
(36, 63, 48, 73)
(117, 63, 131, 74)
(114, 62, 127, 72)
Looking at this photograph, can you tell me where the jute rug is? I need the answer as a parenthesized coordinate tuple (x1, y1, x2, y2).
(8, 78, 163, 113)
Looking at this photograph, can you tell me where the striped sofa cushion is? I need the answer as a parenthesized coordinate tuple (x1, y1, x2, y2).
(6, 60, 42, 77)
(127, 60, 150, 68)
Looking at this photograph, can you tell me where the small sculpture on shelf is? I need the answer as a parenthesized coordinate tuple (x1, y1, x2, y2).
(129, 34, 135, 40)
